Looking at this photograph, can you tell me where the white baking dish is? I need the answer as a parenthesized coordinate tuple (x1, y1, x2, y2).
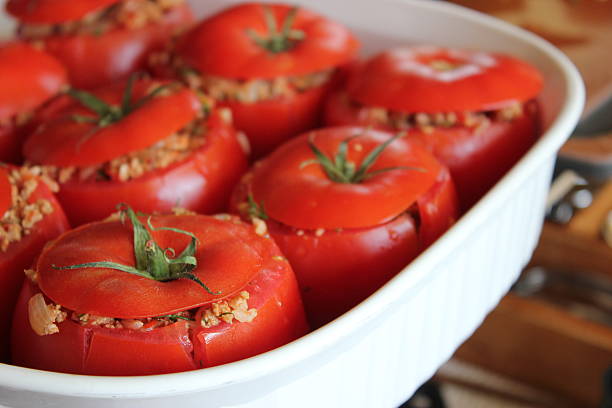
(0, 0, 584, 407)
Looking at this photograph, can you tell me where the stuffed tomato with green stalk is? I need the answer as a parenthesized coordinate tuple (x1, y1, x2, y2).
(0, 165, 69, 362)
(325, 46, 543, 209)
(0, 42, 67, 163)
(231, 127, 459, 327)
(7, 0, 194, 88)
(23, 76, 248, 226)
(11, 205, 308, 375)
(151, 2, 359, 158)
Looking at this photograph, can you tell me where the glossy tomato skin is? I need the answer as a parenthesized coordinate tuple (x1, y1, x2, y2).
(345, 46, 543, 113)
(0, 124, 21, 164)
(325, 91, 541, 209)
(6, 0, 121, 24)
(18, 4, 194, 89)
(173, 3, 358, 158)
(0, 42, 67, 163)
(11, 281, 198, 375)
(325, 47, 543, 210)
(0, 170, 69, 362)
(177, 3, 359, 79)
(265, 216, 419, 328)
(219, 83, 330, 159)
(230, 127, 459, 326)
(11, 214, 308, 375)
(54, 111, 248, 226)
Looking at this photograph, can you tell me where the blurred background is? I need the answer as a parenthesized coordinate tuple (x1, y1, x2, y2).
(403, 1, 612, 407)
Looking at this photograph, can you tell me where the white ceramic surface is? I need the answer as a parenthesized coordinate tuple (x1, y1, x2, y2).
(0, 1, 584, 407)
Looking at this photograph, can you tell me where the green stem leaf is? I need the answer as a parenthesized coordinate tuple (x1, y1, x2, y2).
(352, 132, 407, 183)
(178, 272, 220, 295)
(67, 89, 112, 117)
(52, 262, 151, 279)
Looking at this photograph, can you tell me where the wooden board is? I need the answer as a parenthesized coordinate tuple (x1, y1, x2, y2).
(454, 294, 612, 407)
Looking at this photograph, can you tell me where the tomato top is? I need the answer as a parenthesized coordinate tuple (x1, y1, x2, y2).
(23, 78, 201, 167)
(0, 167, 12, 217)
(176, 3, 359, 79)
(6, 0, 120, 24)
(250, 127, 442, 230)
(347, 46, 543, 113)
(0, 42, 67, 121)
(37, 213, 275, 318)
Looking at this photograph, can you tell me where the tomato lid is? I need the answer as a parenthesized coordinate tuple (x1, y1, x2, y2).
(0, 166, 12, 217)
(0, 42, 67, 121)
(23, 78, 201, 167)
(251, 126, 442, 230)
(6, 0, 120, 24)
(347, 46, 544, 113)
(37, 214, 274, 318)
(176, 3, 359, 79)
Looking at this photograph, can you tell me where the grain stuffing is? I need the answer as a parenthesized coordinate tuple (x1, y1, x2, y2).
(29, 291, 257, 335)
(18, 0, 186, 39)
(29, 119, 206, 185)
(0, 167, 55, 251)
(356, 100, 526, 131)
(151, 50, 334, 103)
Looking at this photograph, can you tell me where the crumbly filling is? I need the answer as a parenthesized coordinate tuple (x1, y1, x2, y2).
(29, 120, 205, 185)
(0, 167, 55, 251)
(357, 101, 525, 132)
(18, 0, 185, 39)
(29, 290, 257, 336)
(149, 49, 334, 103)
(28, 293, 67, 336)
(200, 291, 257, 328)
(193, 70, 333, 103)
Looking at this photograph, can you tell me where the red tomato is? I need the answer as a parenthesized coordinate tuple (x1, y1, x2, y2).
(169, 3, 359, 158)
(230, 127, 459, 326)
(325, 46, 543, 209)
(220, 83, 331, 158)
(0, 42, 67, 163)
(10, 2, 194, 88)
(23, 79, 248, 226)
(11, 213, 308, 375)
(6, 0, 120, 24)
(0, 166, 69, 362)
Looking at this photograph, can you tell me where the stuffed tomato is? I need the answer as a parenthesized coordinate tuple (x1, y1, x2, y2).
(231, 127, 459, 327)
(11, 206, 308, 375)
(0, 42, 67, 163)
(7, 0, 193, 88)
(151, 2, 359, 158)
(23, 77, 248, 226)
(325, 46, 543, 209)
(0, 165, 69, 361)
